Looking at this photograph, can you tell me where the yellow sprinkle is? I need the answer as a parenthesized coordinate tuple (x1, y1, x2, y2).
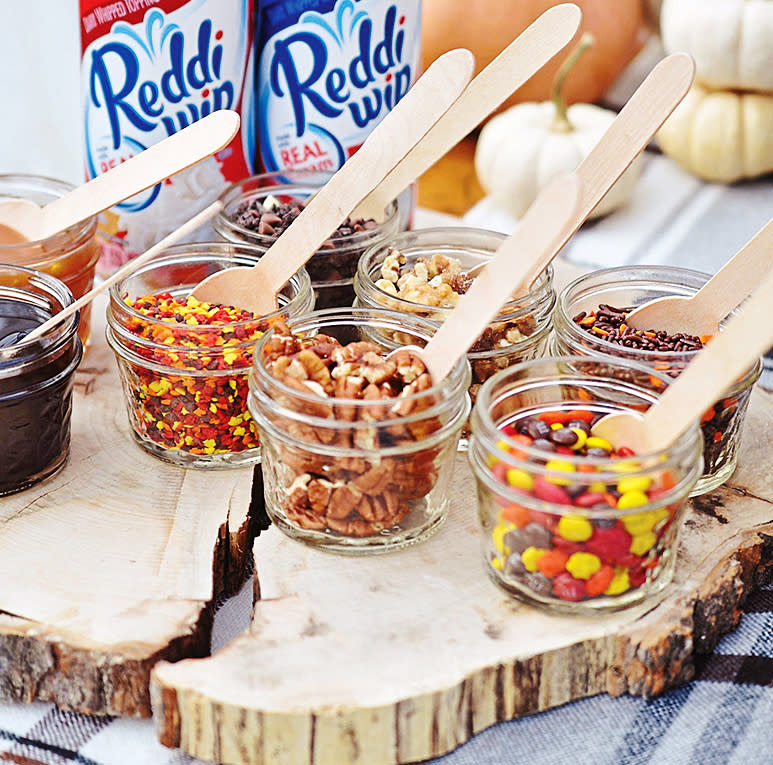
(521, 546, 546, 572)
(617, 475, 652, 494)
(506, 468, 534, 491)
(617, 491, 649, 511)
(622, 510, 659, 535)
(605, 567, 630, 595)
(557, 515, 593, 542)
(545, 459, 575, 485)
(629, 532, 656, 556)
(585, 436, 613, 451)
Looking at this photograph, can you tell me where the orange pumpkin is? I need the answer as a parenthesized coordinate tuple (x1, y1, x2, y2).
(421, 0, 647, 112)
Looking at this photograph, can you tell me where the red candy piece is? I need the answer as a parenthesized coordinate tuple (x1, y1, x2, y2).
(629, 566, 647, 588)
(551, 535, 585, 556)
(573, 491, 606, 508)
(533, 476, 572, 505)
(502, 504, 530, 528)
(586, 526, 633, 564)
(530, 509, 559, 531)
(552, 572, 587, 601)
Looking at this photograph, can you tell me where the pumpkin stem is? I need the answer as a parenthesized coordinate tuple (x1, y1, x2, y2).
(551, 33, 595, 133)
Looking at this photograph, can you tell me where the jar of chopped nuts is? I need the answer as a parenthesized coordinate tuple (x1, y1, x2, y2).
(213, 170, 402, 310)
(353, 227, 556, 445)
(248, 307, 471, 554)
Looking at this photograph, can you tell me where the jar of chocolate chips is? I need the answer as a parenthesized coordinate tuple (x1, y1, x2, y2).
(354, 227, 557, 445)
(552, 266, 762, 496)
(213, 170, 402, 310)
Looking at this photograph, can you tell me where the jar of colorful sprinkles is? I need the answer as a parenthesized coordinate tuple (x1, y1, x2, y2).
(469, 356, 703, 613)
(106, 243, 314, 468)
(552, 266, 762, 496)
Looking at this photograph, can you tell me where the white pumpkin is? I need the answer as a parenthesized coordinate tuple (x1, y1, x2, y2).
(475, 36, 641, 220)
(657, 82, 773, 182)
(661, 0, 773, 92)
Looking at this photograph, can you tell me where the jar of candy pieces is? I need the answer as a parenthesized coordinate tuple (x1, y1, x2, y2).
(106, 243, 314, 468)
(213, 171, 402, 310)
(248, 307, 471, 554)
(0, 265, 82, 495)
(0, 174, 99, 347)
(552, 266, 761, 495)
(469, 356, 703, 613)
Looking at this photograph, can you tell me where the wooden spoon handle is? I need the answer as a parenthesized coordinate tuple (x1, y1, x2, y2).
(643, 270, 773, 452)
(420, 174, 581, 383)
(253, 49, 475, 296)
(39, 110, 240, 239)
(25, 202, 223, 342)
(691, 218, 773, 323)
(575, 53, 694, 223)
(353, 3, 582, 220)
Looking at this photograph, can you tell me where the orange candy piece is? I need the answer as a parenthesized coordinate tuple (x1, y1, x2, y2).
(536, 549, 569, 578)
(586, 564, 615, 596)
(502, 504, 531, 528)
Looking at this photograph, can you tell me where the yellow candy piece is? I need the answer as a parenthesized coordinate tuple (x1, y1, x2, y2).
(617, 475, 652, 494)
(622, 510, 659, 536)
(557, 515, 593, 542)
(629, 531, 656, 556)
(617, 490, 649, 510)
(491, 557, 503, 570)
(496, 439, 510, 453)
(492, 524, 512, 556)
(569, 428, 588, 451)
(589, 480, 607, 494)
(585, 436, 613, 452)
(550, 422, 563, 430)
(506, 468, 534, 491)
(605, 567, 631, 595)
(611, 460, 642, 474)
(545, 459, 575, 486)
(566, 551, 602, 580)
(521, 546, 546, 572)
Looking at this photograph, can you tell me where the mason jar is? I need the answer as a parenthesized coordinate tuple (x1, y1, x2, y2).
(354, 227, 556, 444)
(469, 356, 703, 614)
(213, 170, 402, 310)
(552, 266, 762, 496)
(248, 307, 471, 554)
(0, 265, 82, 495)
(0, 174, 99, 347)
(106, 243, 314, 469)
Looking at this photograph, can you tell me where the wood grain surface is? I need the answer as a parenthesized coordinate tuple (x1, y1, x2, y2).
(151, 387, 772, 765)
(0, 298, 259, 717)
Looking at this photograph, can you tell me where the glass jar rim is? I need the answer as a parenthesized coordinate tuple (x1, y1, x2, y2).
(0, 173, 97, 247)
(215, 171, 400, 246)
(471, 354, 703, 464)
(555, 265, 763, 387)
(356, 225, 554, 319)
(107, 244, 313, 334)
(0, 265, 80, 376)
(251, 306, 472, 409)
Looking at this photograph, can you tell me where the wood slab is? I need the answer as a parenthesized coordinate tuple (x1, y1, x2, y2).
(152, 388, 772, 765)
(0, 295, 258, 717)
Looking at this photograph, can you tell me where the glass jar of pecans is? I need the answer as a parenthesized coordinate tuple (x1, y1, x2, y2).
(213, 170, 402, 310)
(248, 307, 471, 554)
(106, 243, 314, 468)
(469, 356, 703, 614)
(0, 265, 83, 495)
(552, 266, 762, 495)
(353, 227, 556, 445)
(0, 174, 100, 347)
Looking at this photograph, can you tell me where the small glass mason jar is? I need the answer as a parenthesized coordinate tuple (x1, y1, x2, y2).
(105, 243, 314, 469)
(248, 307, 471, 554)
(0, 265, 83, 495)
(0, 174, 100, 347)
(212, 170, 402, 310)
(469, 356, 703, 614)
(552, 266, 762, 495)
(354, 227, 556, 444)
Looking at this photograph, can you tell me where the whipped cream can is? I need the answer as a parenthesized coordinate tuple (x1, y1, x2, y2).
(80, 0, 258, 273)
(256, 0, 422, 175)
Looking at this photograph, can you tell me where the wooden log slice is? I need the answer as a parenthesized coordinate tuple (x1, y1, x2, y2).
(152, 388, 772, 765)
(0, 297, 258, 717)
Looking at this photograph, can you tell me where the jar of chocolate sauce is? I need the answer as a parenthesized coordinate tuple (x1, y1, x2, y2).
(0, 265, 82, 496)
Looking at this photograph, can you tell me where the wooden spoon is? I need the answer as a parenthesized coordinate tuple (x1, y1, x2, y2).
(189, 49, 475, 316)
(351, 2, 581, 221)
(591, 269, 773, 454)
(0, 110, 240, 244)
(392, 175, 581, 384)
(20, 201, 223, 343)
(623, 218, 773, 335)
